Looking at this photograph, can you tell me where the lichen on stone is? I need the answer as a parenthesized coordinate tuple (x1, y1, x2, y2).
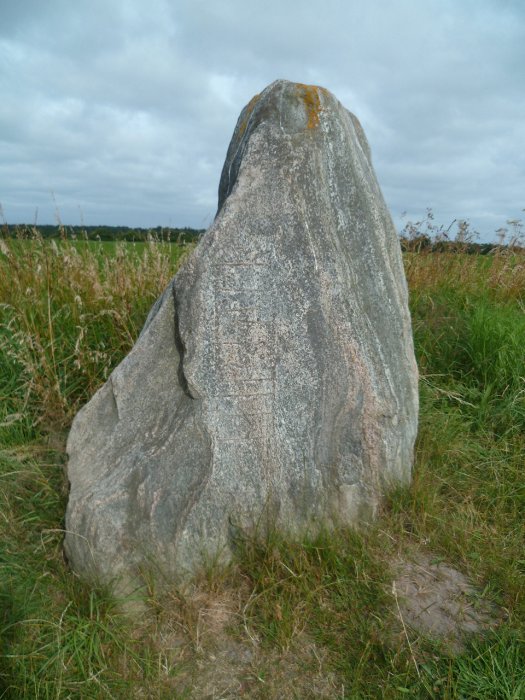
(295, 83, 328, 129)
(238, 93, 260, 137)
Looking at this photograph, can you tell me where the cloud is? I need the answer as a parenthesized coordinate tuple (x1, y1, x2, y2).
(0, 0, 524, 239)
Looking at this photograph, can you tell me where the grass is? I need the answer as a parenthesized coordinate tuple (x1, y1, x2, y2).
(1, 233, 524, 698)
(0, 235, 186, 428)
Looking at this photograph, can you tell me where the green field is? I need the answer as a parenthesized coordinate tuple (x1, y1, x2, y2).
(1, 235, 524, 698)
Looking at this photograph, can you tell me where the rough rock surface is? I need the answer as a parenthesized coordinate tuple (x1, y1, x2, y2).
(64, 80, 419, 591)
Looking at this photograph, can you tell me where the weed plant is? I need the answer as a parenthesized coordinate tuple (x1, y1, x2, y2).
(0, 229, 524, 698)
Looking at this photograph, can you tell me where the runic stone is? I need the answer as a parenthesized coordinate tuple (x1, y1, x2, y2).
(64, 80, 419, 592)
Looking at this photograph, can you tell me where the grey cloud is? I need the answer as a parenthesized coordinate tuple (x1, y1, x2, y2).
(0, 0, 524, 239)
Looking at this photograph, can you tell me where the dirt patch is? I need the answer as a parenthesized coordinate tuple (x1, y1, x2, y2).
(147, 584, 339, 699)
(182, 635, 339, 699)
(391, 551, 504, 654)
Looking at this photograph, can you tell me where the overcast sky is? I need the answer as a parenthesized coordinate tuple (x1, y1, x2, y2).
(1, 0, 524, 242)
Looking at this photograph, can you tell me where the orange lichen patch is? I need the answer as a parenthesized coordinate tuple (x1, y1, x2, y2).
(238, 93, 260, 137)
(295, 83, 328, 129)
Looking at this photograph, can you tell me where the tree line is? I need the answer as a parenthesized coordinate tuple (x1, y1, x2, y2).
(0, 224, 205, 243)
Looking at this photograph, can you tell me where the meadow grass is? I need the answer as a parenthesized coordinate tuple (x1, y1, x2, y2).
(0, 235, 524, 698)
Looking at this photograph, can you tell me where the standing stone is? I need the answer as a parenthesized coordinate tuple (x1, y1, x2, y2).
(65, 80, 418, 592)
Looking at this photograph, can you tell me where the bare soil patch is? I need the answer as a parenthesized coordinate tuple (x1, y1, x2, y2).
(148, 584, 340, 699)
(391, 551, 504, 654)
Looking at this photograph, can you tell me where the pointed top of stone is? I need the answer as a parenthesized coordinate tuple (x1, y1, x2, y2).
(218, 80, 371, 213)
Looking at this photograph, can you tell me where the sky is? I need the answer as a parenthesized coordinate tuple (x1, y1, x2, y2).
(1, 0, 524, 242)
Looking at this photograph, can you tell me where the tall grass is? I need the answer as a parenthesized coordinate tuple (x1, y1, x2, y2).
(406, 252, 525, 436)
(0, 235, 188, 428)
(1, 232, 524, 698)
